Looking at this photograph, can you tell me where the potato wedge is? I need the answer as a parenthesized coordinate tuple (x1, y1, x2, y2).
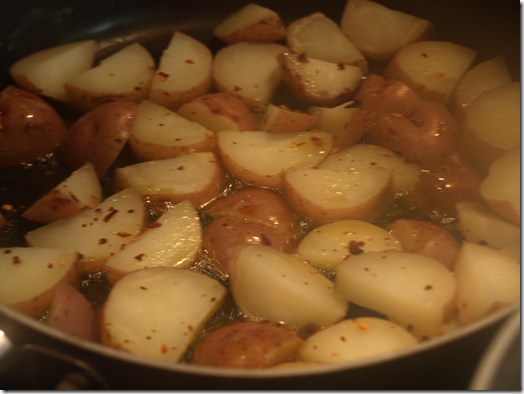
(149, 32, 213, 110)
(295, 219, 403, 272)
(336, 250, 457, 337)
(21, 162, 102, 224)
(114, 152, 225, 215)
(9, 40, 96, 102)
(100, 267, 226, 363)
(298, 317, 417, 364)
(454, 243, 520, 326)
(259, 104, 319, 134)
(216, 130, 332, 188)
(0, 247, 78, 318)
(213, 3, 286, 44)
(65, 43, 155, 112)
(385, 41, 476, 104)
(193, 321, 303, 368)
(230, 244, 347, 328)
(104, 200, 202, 284)
(129, 100, 215, 161)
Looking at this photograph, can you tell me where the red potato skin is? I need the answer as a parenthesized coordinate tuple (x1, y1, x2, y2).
(366, 100, 458, 169)
(353, 74, 422, 116)
(0, 85, 66, 167)
(193, 321, 304, 368)
(412, 151, 483, 217)
(57, 101, 138, 178)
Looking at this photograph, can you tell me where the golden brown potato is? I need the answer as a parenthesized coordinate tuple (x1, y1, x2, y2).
(57, 101, 138, 178)
(193, 321, 304, 368)
(0, 85, 66, 167)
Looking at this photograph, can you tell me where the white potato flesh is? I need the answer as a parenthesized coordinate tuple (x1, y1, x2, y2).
(479, 146, 520, 225)
(278, 53, 363, 107)
(217, 130, 332, 188)
(113, 152, 225, 211)
(129, 100, 214, 161)
(65, 43, 155, 111)
(295, 219, 402, 271)
(104, 200, 202, 284)
(212, 42, 287, 108)
(340, 0, 434, 62)
(298, 317, 417, 364)
(259, 104, 319, 133)
(149, 32, 213, 110)
(320, 144, 420, 193)
(22, 162, 102, 224)
(336, 251, 457, 337)
(451, 56, 512, 118)
(0, 247, 78, 317)
(385, 41, 477, 104)
(309, 104, 376, 150)
(282, 167, 392, 223)
(455, 201, 520, 249)
(229, 244, 347, 328)
(25, 188, 146, 272)
(9, 40, 96, 102)
(286, 12, 366, 71)
(454, 242, 520, 326)
(100, 267, 226, 362)
(498, 242, 521, 262)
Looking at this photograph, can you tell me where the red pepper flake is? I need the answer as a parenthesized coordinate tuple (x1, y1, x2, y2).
(310, 136, 323, 146)
(337, 63, 345, 70)
(4, 250, 12, 254)
(425, 285, 433, 290)
(185, 59, 195, 64)
(349, 240, 365, 255)
(406, 324, 414, 332)
(116, 232, 133, 237)
(295, 142, 306, 146)
(158, 71, 170, 81)
(47, 263, 54, 268)
(98, 238, 108, 245)
(12, 256, 22, 264)
(147, 222, 162, 229)
(188, 325, 194, 332)
(357, 322, 369, 330)
(340, 336, 346, 342)
(297, 53, 309, 63)
(210, 297, 217, 302)
(421, 53, 428, 58)
(234, 86, 242, 91)
(95, 208, 102, 214)
(177, 166, 184, 170)
(434, 72, 445, 77)
(134, 254, 145, 261)
(103, 210, 118, 222)
(69, 193, 79, 203)
(140, 286, 147, 290)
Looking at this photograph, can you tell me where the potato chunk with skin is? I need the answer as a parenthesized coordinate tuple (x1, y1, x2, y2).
(454, 243, 520, 326)
(193, 321, 304, 368)
(100, 267, 226, 363)
(336, 250, 457, 337)
(230, 244, 348, 328)
(298, 317, 417, 364)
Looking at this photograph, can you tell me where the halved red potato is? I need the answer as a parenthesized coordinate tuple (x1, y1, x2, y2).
(352, 74, 422, 116)
(0, 247, 78, 318)
(259, 104, 319, 133)
(0, 85, 66, 167)
(177, 93, 257, 132)
(320, 144, 420, 193)
(455, 201, 520, 250)
(298, 317, 417, 364)
(193, 321, 303, 368)
(148, 32, 213, 110)
(336, 250, 457, 337)
(309, 103, 375, 149)
(213, 3, 286, 44)
(212, 42, 287, 109)
(57, 101, 138, 178)
(295, 219, 403, 272)
(25, 188, 146, 272)
(278, 52, 363, 107)
(454, 242, 520, 326)
(113, 152, 225, 215)
(104, 200, 202, 284)
(340, 0, 435, 63)
(100, 267, 226, 363)
(64, 43, 155, 112)
(458, 82, 520, 175)
(216, 130, 333, 188)
(282, 167, 392, 224)
(287, 12, 366, 72)
(207, 187, 295, 236)
(385, 41, 477, 104)
(479, 146, 520, 225)
(450, 56, 512, 119)
(128, 100, 215, 161)
(229, 244, 347, 328)
(47, 282, 98, 342)
(9, 40, 96, 102)
(366, 100, 458, 169)
(21, 162, 102, 224)
(388, 219, 460, 271)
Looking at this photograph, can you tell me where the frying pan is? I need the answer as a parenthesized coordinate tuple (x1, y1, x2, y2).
(0, 0, 520, 389)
